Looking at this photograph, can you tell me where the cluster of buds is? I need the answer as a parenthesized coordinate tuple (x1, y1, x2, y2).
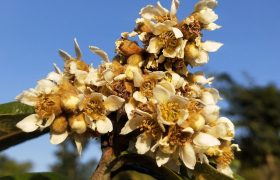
(16, 0, 239, 177)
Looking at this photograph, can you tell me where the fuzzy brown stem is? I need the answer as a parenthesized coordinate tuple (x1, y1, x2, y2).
(91, 133, 114, 180)
(91, 146, 113, 180)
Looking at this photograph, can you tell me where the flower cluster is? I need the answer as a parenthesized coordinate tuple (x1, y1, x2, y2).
(16, 0, 239, 177)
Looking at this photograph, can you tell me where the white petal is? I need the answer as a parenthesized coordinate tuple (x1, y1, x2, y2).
(172, 27, 183, 39)
(177, 109, 189, 126)
(16, 89, 38, 106)
(140, 5, 160, 20)
(36, 79, 57, 94)
(217, 165, 233, 177)
(179, 143, 196, 169)
(193, 132, 220, 147)
(153, 85, 171, 104)
(58, 49, 71, 61)
(114, 74, 127, 81)
(74, 134, 83, 155)
(133, 70, 144, 87)
(202, 91, 216, 105)
(133, 91, 147, 103)
(38, 113, 55, 130)
(182, 127, 194, 133)
(156, 1, 169, 16)
(16, 114, 39, 132)
(136, 134, 152, 154)
(202, 41, 223, 52)
(89, 46, 110, 62)
(125, 102, 135, 120)
(147, 37, 163, 54)
(204, 23, 221, 31)
(195, 0, 217, 11)
(74, 38, 82, 59)
(195, 50, 209, 65)
(159, 81, 176, 95)
(170, 0, 179, 17)
(120, 116, 143, 135)
(104, 95, 125, 111)
(96, 117, 113, 134)
(104, 69, 114, 83)
(50, 131, 68, 145)
(47, 72, 62, 84)
(156, 150, 170, 167)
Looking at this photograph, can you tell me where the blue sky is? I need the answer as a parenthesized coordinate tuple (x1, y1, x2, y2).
(1, 0, 280, 172)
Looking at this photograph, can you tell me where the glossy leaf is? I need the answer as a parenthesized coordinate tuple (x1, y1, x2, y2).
(0, 102, 48, 151)
(107, 153, 184, 180)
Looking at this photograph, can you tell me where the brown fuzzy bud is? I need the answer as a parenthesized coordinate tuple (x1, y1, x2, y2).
(51, 116, 68, 134)
(116, 40, 142, 56)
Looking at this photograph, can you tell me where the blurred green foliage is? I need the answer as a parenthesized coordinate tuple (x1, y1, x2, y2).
(217, 73, 280, 180)
(0, 154, 32, 176)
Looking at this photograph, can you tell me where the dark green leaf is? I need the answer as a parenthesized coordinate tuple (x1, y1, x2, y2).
(0, 102, 48, 151)
(107, 153, 184, 180)
(194, 163, 233, 180)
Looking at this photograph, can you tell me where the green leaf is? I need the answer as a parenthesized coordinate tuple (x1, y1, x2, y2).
(107, 153, 185, 180)
(0, 172, 67, 180)
(0, 102, 48, 151)
(194, 163, 233, 180)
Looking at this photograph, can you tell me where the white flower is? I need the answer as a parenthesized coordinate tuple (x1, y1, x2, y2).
(140, 0, 179, 22)
(121, 108, 163, 154)
(16, 78, 61, 132)
(79, 93, 125, 134)
(147, 27, 187, 59)
(153, 82, 189, 126)
(132, 71, 165, 103)
(185, 37, 223, 66)
(207, 117, 235, 141)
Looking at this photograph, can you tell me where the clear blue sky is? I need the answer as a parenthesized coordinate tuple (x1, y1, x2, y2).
(0, 0, 280, 172)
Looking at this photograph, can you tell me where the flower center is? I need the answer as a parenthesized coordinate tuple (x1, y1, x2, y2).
(181, 19, 201, 41)
(154, 15, 170, 23)
(35, 94, 62, 119)
(111, 81, 133, 100)
(83, 97, 105, 120)
(140, 79, 156, 98)
(138, 118, 162, 139)
(160, 102, 181, 123)
(159, 31, 179, 48)
(167, 125, 192, 146)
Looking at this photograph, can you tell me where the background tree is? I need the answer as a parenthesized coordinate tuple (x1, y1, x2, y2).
(50, 140, 97, 180)
(216, 73, 280, 180)
(0, 154, 33, 176)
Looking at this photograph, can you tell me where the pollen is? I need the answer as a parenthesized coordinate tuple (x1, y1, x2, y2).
(168, 125, 192, 146)
(138, 118, 162, 139)
(140, 79, 156, 98)
(216, 146, 234, 168)
(81, 96, 105, 120)
(160, 102, 180, 123)
(35, 94, 62, 119)
(159, 31, 179, 48)
(111, 81, 133, 100)
(51, 116, 68, 134)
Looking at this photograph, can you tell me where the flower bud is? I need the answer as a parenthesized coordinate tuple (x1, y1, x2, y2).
(190, 114, 205, 131)
(184, 43, 199, 61)
(51, 116, 68, 134)
(116, 39, 142, 56)
(69, 113, 87, 134)
(127, 54, 143, 66)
